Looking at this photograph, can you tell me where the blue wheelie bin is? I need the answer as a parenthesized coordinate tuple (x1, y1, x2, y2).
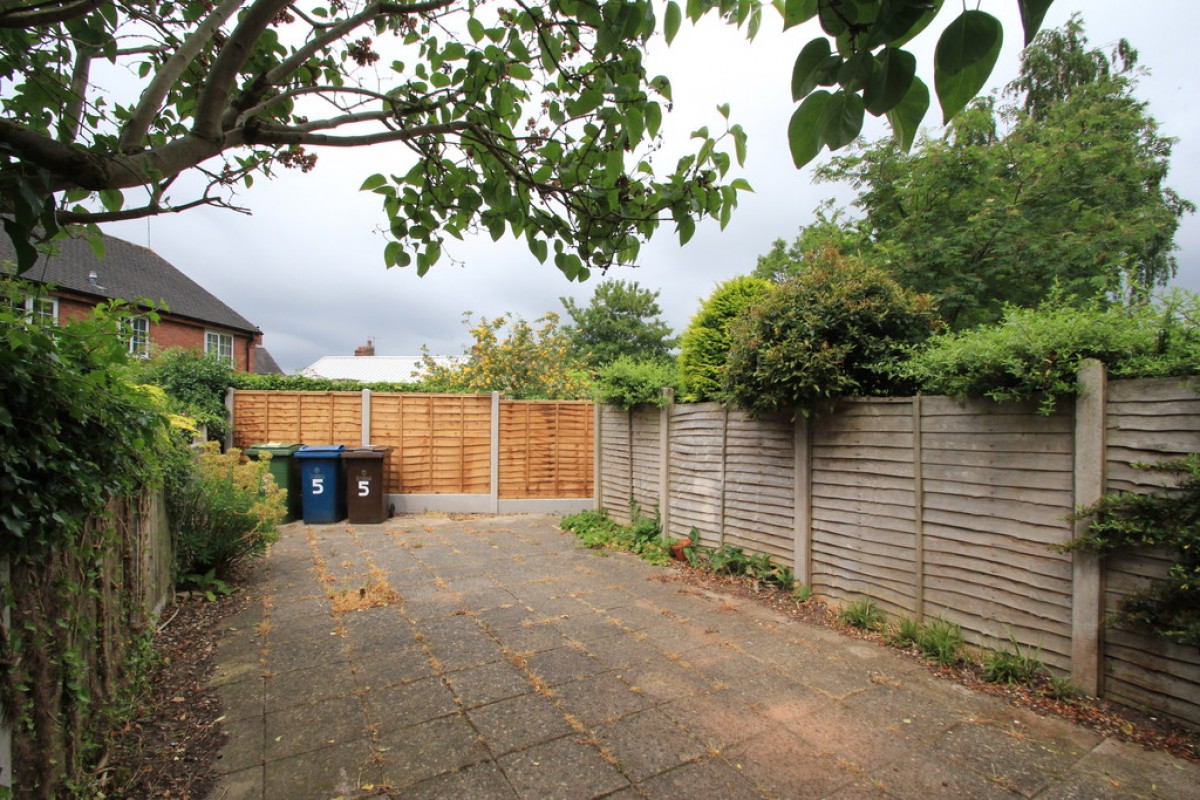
(295, 445, 346, 523)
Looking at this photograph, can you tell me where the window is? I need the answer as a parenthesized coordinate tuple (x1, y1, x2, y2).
(23, 295, 58, 325)
(126, 316, 150, 358)
(205, 330, 234, 366)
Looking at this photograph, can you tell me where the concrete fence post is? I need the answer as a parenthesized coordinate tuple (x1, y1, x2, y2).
(659, 388, 674, 541)
(593, 402, 603, 511)
(361, 389, 372, 445)
(913, 394, 926, 621)
(1, 557, 11, 793)
(490, 392, 501, 514)
(1072, 359, 1107, 696)
(793, 414, 813, 587)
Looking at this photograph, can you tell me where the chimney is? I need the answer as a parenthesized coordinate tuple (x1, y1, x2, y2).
(354, 338, 375, 357)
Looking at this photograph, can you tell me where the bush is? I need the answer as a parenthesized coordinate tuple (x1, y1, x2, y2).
(235, 373, 421, 393)
(593, 356, 679, 409)
(677, 276, 772, 402)
(138, 347, 233, 439)
(723, 248, 940, 417)
(902, 291, 1200, 414)
(169, 445, 285, 578)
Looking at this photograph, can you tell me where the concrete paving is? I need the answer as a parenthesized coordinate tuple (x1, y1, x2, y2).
(207, 514, 1199, 799)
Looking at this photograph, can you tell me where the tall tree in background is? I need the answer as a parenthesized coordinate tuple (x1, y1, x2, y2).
(782, 15, 1192, 329)
(561, 280, 676, 369)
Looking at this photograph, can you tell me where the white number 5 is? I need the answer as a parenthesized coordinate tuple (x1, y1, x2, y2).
(312, 477, 324, 495)
(358, 480, 370, 497)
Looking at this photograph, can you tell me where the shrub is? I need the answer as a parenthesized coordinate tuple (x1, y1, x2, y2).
(138, 347, 233, 439)
(593, 356, 679, 409)
(724, 248, 940, 417)
(677, 276, 772, 402)
(981, 641, 1044, 685)
(561, 507, 670, 565)
(169, 445, 285, 578)
(902, 291, 1200, 414)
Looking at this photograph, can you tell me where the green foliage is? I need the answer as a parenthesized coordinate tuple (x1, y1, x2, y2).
(752, 207, 869, 283)
(724, 248, 940, 417)
(678, 276, 772, 402)
(838, 597, 887, 631)
(814, 16, 1193, 329)
(903, 293, 1200, 414)
(594, 356, 679, 409)
(561, 280, 677, 369)
(137, 347, 234, 440)
(168, 445, 285, 578)
(0, 278, 176, 557)
(0, 0, 755, 279)
(981, 634, 1045, 685)
(234, 373, 422, 394)
(777, 0, 1054, 167)
(792, 583, 813, 604)
(917, 616, 965, 666)
(560, 507, 669, 566)
(415, 312, 591, 399)
(1059, 454, 1200, 647)
(887, 616, 923, 648)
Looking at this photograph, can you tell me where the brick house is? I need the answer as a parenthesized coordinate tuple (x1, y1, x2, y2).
(2, 233, 273, 373)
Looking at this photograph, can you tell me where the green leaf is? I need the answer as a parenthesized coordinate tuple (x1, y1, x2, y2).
(98, 189, 124, 212)
(934, 10, 1003, 124)
(885, 75, 928, 152)
(729, 178, 753, 192)
(529, 238, 549, 264)
(665, 1, 682, 45)
(788, 90, 830, 168)
(467, 16, 485, 43)
(508, 63, 533, 80)
(817, 91, 863, 150)
(863, 47, 915, 116)
(731, 123, 747, 166)
(678, 215, 696, 245)
(360, 173, 387, 191)
(791, 38, 832, 101)
(717, 103, 730, 119)
(1018, 0, 1054, 46)
(873, 0, 943, 49)
(782, 0, 818, 31)
(645, 102, 663, 137)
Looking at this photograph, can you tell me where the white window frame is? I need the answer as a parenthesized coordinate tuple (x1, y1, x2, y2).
(205, 330, 235, 366)
(24, 294, 58, 325)
(126, 316, 150, 358)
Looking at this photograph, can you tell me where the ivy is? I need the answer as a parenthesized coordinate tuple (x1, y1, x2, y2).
(1059, 455, 1200, 647)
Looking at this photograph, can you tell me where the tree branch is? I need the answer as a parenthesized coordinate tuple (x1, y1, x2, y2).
(55, 194, 246, 224)
(120, 0, 244, 153)
(248, 119, 472, 147)
(0, 0, 98, 29)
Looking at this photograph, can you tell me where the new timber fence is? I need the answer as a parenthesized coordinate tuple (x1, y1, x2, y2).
(228, 390, 593, 513)
(596, 368, 1200, 729)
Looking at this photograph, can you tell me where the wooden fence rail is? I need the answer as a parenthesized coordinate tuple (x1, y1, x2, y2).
(596, 369, 1200, 729)
(229, 390, 593, 513)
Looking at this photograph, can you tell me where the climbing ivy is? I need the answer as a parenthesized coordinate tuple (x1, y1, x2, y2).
(1059, 455, 1200, 647)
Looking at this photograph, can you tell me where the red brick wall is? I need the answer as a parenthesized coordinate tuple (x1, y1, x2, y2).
(52, 292, 257, 372)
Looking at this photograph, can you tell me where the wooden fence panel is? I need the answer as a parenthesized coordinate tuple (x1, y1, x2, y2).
(499, 401, 593, 499)
(920, 397, 1075, 670)
(810, 399, 918, 617)
(1102, 377, 1200, 726)
(631, 407, 662, 516)
(599, 406, 634, 520)
(370, 394, 491, 494)
(232, 391, 362, 449)
(723, 410, 795, 563)
(667, 404, 726, 545)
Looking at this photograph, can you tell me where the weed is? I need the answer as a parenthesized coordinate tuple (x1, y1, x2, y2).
(887, 616, 922, 648)
(1041, 673, 1081, 700)
(981, 631, 1044, 685)
(181, 568, 235, 602)
(839, 597, 886, 631)
(917, 616, 964, 666)
(792, 583, 813, 604)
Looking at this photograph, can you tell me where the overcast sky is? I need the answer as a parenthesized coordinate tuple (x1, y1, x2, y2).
(104, 1, 1200, 374)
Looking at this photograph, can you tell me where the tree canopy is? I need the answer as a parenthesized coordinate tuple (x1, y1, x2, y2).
(773, 15, 1193, 329)
(1, 1, 1050, 274)
(677, 274, 771, 402)
(561, 279, 676, 368)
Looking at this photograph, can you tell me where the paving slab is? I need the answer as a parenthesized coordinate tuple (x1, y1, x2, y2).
(208, 514, 1200, 799)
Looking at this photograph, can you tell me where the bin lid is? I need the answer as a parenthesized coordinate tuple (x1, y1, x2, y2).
(341, 445, 391, 459)
(246, 442, 303, 456)
(296, 444, 346, 459)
